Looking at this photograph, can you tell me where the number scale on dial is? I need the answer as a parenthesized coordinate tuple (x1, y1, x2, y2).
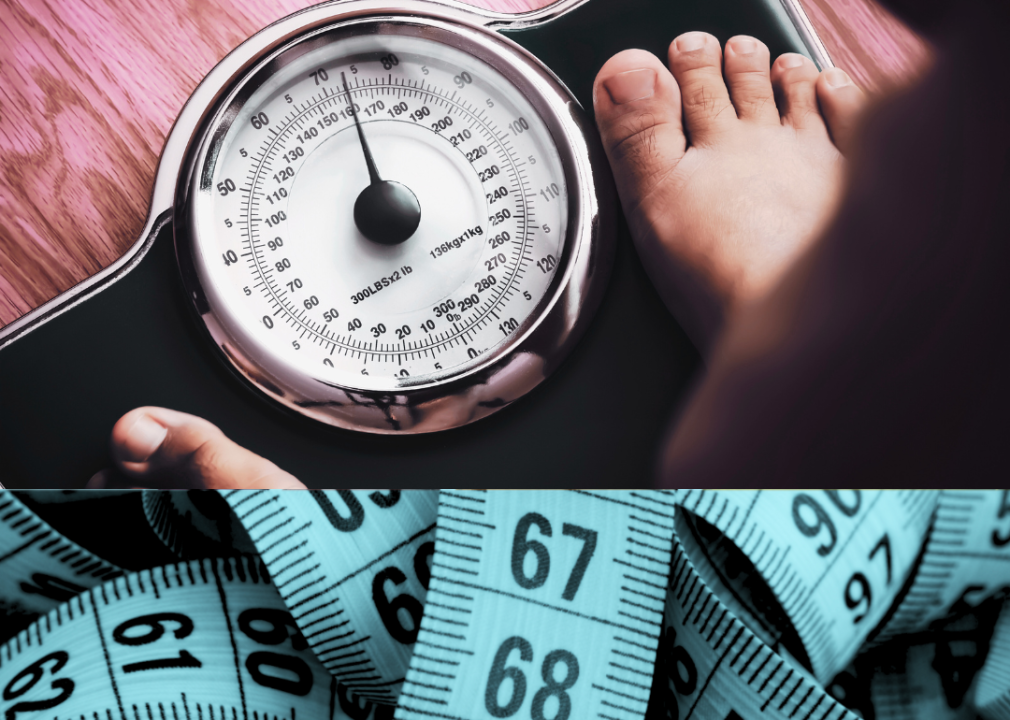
(243, 80, 534, 352)
(205, 36, 568, 386)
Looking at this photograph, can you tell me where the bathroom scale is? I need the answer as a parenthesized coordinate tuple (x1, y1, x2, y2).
(0, 0, 828, 488)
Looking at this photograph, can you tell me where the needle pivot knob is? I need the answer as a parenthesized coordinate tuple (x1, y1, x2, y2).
(354, 181, 422, 246)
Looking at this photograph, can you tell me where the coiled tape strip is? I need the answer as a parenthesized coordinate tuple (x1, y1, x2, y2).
(878, 490, 1010, 641)
(0, 493, 122, 627)
(219, 490, 437, 704)
(654, 508, 859, 720)
(143, 490, 438, 702)
(0, 555, 393, 720)
(673, 490, 938, 682)
(975, 602, 1010, 719)
(395, 490, 676, 720)
(2, 489, 1010, 720)
(144, 492, 257, 560)
(823, 589, 1007, 720)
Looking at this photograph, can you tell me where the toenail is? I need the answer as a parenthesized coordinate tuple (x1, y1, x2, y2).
(824, 67, 852, 88)
(676, 32, 707, 53)
(123, 415, 168, 462)
(731, 37, 757, 55)
(779, 54, 806, 69)
(603, 68, 657, 105)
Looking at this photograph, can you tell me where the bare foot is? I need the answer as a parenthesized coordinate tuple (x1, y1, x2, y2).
(593, 33, 866, 351)
(86, 407, 305, 489)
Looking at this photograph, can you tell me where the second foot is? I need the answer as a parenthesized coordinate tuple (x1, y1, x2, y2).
(593, 33, 866, 352)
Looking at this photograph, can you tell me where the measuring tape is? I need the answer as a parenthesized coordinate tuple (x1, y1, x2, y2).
(2, 489, 1009, 720)
(822, 590, 1007, 720)
(144, 491, 259, 559)
(875, 490, 1010, 642)
(0, 554, 394, 720)
(0, 492, 122, 629)
(219, 490, 438, 704)
(976, 601, 1010, 719)
(673, 490, 938, 682)
(654, 507, 861, 720)
(395, 490, 676, 720)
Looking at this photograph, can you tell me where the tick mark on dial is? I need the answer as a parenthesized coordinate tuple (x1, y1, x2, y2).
(342, 71, 421, 245)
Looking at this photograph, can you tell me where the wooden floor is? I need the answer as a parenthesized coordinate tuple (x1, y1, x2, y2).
(0, 0, 929, 327)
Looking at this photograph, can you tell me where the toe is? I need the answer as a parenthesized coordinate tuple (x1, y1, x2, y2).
(668, 32, 736, 143)
(594, 48, 687, 217)
(816, 67, 866, 154)
(110, 407, 305, 489)
(723, 36, 778, 125)
(771, 53, 827, 136)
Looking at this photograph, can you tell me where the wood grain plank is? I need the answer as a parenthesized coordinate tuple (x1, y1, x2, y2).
(0, 0, 928, 328)
(801, 0, 931, 93)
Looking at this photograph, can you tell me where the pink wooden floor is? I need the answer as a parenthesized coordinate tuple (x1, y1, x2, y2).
(0, 0, 930, 327)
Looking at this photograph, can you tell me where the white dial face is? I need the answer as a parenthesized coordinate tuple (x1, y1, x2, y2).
(194, 25, 569, 392)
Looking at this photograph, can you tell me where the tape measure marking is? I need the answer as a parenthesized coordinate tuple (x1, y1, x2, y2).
(0, 494, 122, 622)
(222, 490, 438, 703)
(0, 556, 375, 720)
(672, 490, 937, 682)
(144, 491, 257, 559)
(677, 510, 819, 686)
(6, 489, 1010, 720)
(879, 490, 1010, 642)
(658, 510, 861, 720)
(396, 490, 676, 720)
(975, 600, 1010, 719)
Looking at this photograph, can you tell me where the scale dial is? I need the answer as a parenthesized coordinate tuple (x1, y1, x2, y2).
(178, 9, 613, 433)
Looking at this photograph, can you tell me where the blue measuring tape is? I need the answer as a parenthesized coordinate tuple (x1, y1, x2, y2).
(1, 489, 1008, 720)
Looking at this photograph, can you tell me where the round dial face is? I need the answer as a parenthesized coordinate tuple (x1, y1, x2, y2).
(191, 22, 570, 394)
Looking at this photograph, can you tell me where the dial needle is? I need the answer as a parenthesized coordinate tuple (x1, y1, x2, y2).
(342, 71, 421, 245)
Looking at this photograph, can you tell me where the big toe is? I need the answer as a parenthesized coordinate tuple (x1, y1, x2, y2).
(103, 407, 305, 489)
(816, 67, 867, 154)
(594, 49, 687, 218)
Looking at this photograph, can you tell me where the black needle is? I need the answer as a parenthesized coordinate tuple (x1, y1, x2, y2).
(342, 72, 421, 245)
